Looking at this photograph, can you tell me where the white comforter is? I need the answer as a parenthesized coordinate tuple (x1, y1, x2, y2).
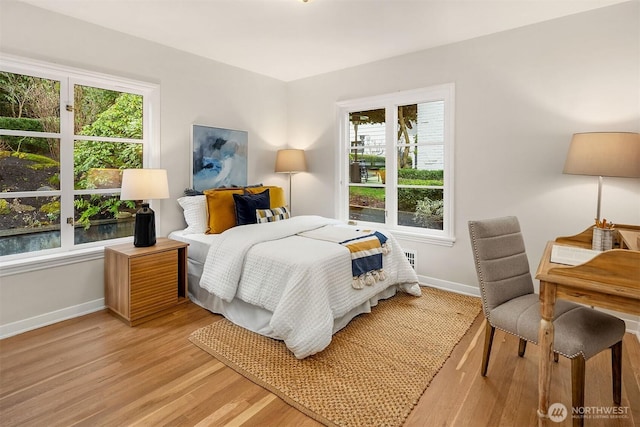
(199, 215, 421, 358)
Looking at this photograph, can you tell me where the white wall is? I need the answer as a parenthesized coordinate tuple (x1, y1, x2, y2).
(1, 1, 638, 335)
(0, 1, 288, 334)
(287, 2, 640, 293)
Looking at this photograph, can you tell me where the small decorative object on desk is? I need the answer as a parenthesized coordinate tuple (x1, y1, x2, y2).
(592, 218, 614, 251)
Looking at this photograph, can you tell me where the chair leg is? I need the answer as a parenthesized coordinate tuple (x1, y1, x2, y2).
(571, 356, 586, 427)
(481, 321, 495, 377)
(611, 341, 622, 405)
(518, 338, 527, 357)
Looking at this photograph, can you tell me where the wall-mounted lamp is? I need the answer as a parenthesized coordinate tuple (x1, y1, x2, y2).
(275, 149, 307, 214)
(120, 168, 170, 247)
(563, 132, 640, 221)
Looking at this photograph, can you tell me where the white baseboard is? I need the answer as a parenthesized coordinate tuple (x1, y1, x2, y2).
(0, 298, 105, 340)
(418, 274, 480, 298)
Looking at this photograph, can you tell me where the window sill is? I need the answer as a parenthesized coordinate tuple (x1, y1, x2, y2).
(0, 246, 107, 277)
(390, 229, 456, 247)
(346, 219, 455, 247)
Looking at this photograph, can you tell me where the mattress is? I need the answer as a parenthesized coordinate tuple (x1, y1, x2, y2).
(168, 229, 218, 264)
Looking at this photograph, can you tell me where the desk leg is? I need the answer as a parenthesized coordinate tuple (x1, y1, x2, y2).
(538, 281, 556, 426)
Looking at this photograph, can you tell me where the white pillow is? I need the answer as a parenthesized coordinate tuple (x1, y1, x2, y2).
(177, 195, 207, 234)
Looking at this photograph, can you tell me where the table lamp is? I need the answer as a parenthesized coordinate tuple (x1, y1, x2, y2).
(275, 149, 307, 214)
(120, 168, 170, 247)
(563, 132, 640, 221)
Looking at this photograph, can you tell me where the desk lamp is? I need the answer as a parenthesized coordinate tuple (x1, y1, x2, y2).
(275, 149, 307, 214)
(563, 132, 640, 222)
(120, 168, 170, 247)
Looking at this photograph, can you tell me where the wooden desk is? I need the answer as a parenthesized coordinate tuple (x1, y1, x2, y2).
(554, 224, 640, 250)
(618, 229, 640, 251)
(535, 227, 640, 426)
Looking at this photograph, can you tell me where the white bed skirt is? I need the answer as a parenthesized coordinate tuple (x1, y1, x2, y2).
(186, 258, 400, 339)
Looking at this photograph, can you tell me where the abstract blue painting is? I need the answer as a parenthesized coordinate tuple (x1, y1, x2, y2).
(191, 124, 248, 191)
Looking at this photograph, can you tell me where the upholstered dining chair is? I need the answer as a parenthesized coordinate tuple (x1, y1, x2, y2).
(468, 216, 625, 416)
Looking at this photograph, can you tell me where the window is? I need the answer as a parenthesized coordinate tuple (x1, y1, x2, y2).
(0, 55, 159, 260)
(337, 84, 455, 246)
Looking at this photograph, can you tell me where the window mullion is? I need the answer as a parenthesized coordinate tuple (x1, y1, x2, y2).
(59, 78, 75, 249)
(385, 104, 398, 227)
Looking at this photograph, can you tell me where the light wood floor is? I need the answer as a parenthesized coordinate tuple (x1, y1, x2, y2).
(1, 300, 639, 426)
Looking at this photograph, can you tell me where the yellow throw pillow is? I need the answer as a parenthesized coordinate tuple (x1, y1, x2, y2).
(203, 186, 287, 234)
(203, 188, 245, 234)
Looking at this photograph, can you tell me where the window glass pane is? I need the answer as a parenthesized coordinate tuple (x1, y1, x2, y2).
(74, 194, 138, 244)
(0, 138, 60, 192)
(397, 101, 444, 172)
(398, 188, 444, 229)
(0, 196, 61, 256)
(350, 147, 386, 184)
(0, 72, 60, 133)
(74, 140, 142, 189)
(349, 186, 385, 224)
(74, 85, 143, 138)
(360, 147, 385, 184)
(349, 109, 385, 184)
(0, 135, 60, 163)
(397, 168, 443, 186)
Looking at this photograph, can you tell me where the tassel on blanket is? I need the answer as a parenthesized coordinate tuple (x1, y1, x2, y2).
(352, 268, 386, 289)
(365, 272, 375, 285)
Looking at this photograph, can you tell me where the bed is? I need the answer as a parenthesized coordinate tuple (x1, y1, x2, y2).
(169, 186, 421, 359)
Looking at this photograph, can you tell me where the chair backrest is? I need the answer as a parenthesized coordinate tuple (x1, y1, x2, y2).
(468, 216, 534, 316)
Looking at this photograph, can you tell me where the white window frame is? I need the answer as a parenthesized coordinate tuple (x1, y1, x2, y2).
(0, 54, 160, 275)
(336, 84, 455, 246)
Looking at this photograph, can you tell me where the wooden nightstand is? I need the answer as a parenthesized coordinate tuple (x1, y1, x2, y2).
(104, 238, 188, 326)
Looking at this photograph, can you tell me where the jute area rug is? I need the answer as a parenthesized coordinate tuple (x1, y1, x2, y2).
(189, 287, 481, 427)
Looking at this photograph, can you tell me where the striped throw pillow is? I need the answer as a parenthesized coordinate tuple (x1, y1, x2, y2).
(256, 206, 290, 223)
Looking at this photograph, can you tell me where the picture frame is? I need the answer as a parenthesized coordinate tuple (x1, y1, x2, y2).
(190, 124, 248, 191)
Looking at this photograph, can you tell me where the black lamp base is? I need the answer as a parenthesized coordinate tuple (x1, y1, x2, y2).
(134, 203, 156, 247)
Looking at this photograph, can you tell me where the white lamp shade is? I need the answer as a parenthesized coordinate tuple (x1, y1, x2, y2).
(120, 169, 170, 201)
(275, 149, 307, 173)
(563, 132, 640, 178)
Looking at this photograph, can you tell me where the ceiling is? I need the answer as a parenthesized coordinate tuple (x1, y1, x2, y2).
(17, 0, 628, 82)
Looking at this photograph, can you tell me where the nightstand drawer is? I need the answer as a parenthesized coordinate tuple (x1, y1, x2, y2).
(130, 250, 178, 320)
